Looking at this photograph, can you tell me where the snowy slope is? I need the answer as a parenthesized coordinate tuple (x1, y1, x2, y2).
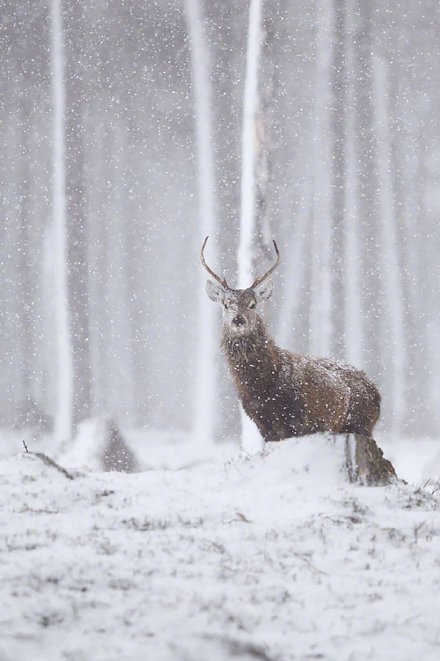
(1, 435, 440, 661)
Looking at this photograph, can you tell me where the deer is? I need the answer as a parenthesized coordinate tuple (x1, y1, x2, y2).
(201, 237, 381, 443)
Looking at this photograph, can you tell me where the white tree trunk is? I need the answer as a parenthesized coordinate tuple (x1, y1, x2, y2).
(238, 0, 265, 454)
(309, 0, 333, 357)
(276, 199, 310, 351)
(343, 0, 362, 366)
(104, 124, 136, 415)
(372, 55, 406, 431)
(50, 0, 73, 445)
(185, 0, 218, 444)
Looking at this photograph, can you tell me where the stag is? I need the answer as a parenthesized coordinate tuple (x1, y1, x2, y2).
(201, 237, 381, 442)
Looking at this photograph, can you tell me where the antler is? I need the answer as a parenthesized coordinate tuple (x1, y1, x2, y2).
(201, 236, 280, 289)
(200, 236, 229, 289)
(250, 240, 280, 289)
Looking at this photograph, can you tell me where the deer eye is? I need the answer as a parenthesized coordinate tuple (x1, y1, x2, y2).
(248, 301, 256, 309)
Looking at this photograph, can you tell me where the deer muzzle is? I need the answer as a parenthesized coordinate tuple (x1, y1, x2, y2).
(232, 315, 246, 327)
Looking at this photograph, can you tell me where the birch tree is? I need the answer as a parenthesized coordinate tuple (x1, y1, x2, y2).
(308, 0, 333, 357)
(17, 99, 33, 416)
(185, 0, 218, 444)
(353, 0, 382, 379)
(65, 0, 91, 428)
(343, 0, 362, 367)
(238, 0, 265, 453)
(50, 0, 73, 444)
(330, 0, 346, 360)
(372, 54, 405, 432)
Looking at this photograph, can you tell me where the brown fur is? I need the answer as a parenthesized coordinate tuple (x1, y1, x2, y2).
(222, 317, 381, 442)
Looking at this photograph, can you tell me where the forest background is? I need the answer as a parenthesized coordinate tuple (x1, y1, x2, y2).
(1, 0, 439, 450)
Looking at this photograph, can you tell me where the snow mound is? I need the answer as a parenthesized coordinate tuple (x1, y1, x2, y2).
(1, 435, 440, 660)
(0, 451, 76, 483)
(260, 433, 347, 482)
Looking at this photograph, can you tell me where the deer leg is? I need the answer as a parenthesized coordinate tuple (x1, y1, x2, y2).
(252, 414, 281, 443)
(263, 429, 282, 442)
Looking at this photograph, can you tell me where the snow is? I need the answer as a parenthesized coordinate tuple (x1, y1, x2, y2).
(1, 434, 440, 660)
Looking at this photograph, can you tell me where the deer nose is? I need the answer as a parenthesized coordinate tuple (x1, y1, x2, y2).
(232, 315, 246, 327)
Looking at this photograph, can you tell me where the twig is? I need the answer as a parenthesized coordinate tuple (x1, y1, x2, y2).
(22, 440, 74, 480)
(201, 634, 274, 661)
(292, 551, 327, 576)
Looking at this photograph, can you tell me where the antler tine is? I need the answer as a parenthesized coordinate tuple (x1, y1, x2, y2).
(250, 240, 280, 289)
(200, 236, 229, 289)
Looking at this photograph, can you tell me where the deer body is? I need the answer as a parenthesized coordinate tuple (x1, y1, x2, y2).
(222, 316, 380, 441)
(201, 238, 381, 442)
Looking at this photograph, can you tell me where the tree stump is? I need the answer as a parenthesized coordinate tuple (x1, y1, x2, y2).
(101, 418, 139, 473)
(344, 434, 397, 486)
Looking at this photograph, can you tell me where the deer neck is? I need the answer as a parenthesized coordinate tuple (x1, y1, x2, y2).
(221, 316, 278, 376)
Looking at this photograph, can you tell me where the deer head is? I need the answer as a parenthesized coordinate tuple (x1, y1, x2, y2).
(200, 236, 280, 336)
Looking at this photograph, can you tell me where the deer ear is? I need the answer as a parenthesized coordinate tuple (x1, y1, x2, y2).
(255, 279, 273, 302)
(206, 280, 225, 303)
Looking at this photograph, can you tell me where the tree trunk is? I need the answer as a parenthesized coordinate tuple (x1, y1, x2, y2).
(353, 0, 382, 380)
(238, 0, 265, 454)
(372, 54, 405, 432)
(17, 98, 34, 410)
(65, 1, 91, 429)
(101, 418, 139, 473)
(185, 0, 218, 445)
(309, 0, 333, 357)
(50, 0, 73, 444)
(330, 0, 346, 361)
(253, 9, 276, 272)
(343, 0, 362, 367)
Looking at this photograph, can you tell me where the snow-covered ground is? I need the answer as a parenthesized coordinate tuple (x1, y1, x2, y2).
(1, 433, 440, 660)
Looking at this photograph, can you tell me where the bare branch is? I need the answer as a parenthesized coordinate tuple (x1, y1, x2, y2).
(22, 440, 74, 480)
